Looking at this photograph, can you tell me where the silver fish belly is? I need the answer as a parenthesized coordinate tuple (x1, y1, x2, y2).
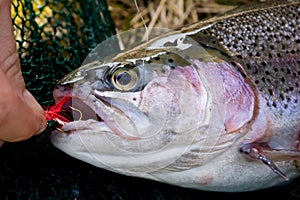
(48, 0, 300, 192)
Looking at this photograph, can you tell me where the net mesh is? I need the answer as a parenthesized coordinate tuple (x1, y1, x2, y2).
(11, 0, 118, 107)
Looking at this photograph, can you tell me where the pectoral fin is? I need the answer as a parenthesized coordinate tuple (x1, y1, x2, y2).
(239, 143, 300, 181)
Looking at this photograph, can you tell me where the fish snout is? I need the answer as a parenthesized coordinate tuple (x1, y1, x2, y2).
(53, 84, 73, 103)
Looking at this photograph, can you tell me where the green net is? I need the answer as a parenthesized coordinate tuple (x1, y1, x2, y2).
(11, 0, 118, 107)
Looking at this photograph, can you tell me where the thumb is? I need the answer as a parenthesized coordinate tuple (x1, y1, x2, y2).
(0, 140, 4, 147)
(23, 89, 47, 134)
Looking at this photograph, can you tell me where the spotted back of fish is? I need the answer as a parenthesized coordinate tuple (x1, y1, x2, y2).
(195, 0, 300, 117)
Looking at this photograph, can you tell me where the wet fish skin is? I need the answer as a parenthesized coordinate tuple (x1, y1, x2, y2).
(186, 0, 300, 162)
(49, 0, 300, 192)
(202, 0, 300, 116)
(200, 0, 300, 173)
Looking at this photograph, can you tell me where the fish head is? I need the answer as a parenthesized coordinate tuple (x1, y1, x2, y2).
(50, 30, 254, 182)
(51, 51, 213, 169)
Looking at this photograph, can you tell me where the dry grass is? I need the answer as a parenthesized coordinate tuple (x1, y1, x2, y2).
(108, 0, 263, 33)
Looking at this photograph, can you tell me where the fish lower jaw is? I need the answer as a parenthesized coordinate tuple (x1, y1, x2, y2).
(58, 119, 138, 140)
(59, 119, 109, 134)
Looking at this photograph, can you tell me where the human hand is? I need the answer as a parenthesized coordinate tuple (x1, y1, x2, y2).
(0, 0, 47, 145)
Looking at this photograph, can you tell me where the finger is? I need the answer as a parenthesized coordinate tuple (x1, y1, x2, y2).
(0, 140, 4, 147)
(0, 1, 26, 91)
(23, 89, 48, 134)
(0, 92, 46, 141)
(0, 0, 17, 62)
(0, 69, 46, 141)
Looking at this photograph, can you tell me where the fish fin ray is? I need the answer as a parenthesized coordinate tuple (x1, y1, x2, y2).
(239, 142, 300, 181)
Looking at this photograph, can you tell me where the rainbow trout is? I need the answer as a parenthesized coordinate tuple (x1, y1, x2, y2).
(48, 0, 300, 192)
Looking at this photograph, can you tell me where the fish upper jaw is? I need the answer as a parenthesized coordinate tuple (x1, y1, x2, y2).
(93, 90, 152, 138)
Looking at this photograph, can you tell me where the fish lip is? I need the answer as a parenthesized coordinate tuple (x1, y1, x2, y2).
(49, 84, 139, 139)
(46, 94, 104, 133)
(50, 95, 138, 140)
(58, 119, 106, 133)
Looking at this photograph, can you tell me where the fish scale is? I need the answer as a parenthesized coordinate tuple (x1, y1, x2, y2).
(200, 0, 300, 116)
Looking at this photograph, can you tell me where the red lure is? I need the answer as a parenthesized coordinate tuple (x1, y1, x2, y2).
(45, 96, 72, 124)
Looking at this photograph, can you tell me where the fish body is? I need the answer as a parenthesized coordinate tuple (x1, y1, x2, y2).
(49, 0, 300, 192)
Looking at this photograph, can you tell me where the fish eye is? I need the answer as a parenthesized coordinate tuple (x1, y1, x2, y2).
(111, 68, 139, 91)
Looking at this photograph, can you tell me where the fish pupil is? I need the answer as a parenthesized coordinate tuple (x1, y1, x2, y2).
(116, 72, 131, 86)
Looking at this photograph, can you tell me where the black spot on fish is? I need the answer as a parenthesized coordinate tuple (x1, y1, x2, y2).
(220, 51, 228, 56)
(230, 61, 237, 67)
(268, 53, 273, 59)
(268, 89, 273, 96)
(237, 55, 243, 59)
(280, 94, 284, 100)
(246, 63, 251, 69)
(292, 72, 297, 77)
(199, 2, 299, 115)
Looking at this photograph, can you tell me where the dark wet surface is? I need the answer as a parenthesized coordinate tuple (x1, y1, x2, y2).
(1, 131, 300, 200)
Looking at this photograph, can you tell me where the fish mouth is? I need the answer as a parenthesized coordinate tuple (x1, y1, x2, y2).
(46, 95, 103, 131)
(46, 84, 142, 139)
(46, 84, 104, 133)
